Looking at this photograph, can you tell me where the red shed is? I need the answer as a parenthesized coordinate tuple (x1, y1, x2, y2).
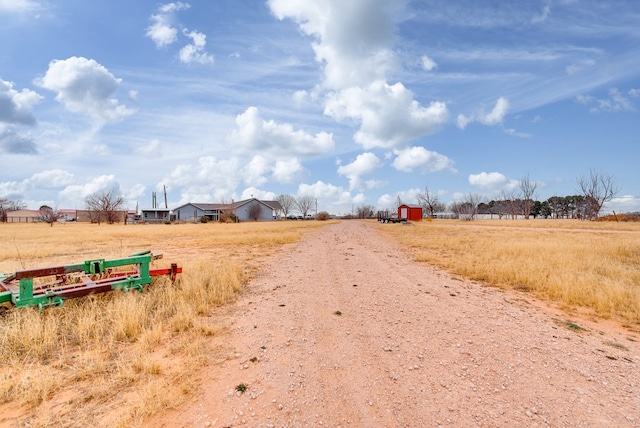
(398, 204, 423, 221)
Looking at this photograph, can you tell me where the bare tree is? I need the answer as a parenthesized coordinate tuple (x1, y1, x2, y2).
(519, 174, 538, 219)
(39, 205, 62, 227)
(456, 193, 484, 220)
(85, 189, 125, 225)
(577, 169, 620, 220)
(248, 202, 262, 221)
(277, 194, 296, 218)
(295, 195, 315, 219)
(417, 186, 443, 218)
(356, 204, 375, 219)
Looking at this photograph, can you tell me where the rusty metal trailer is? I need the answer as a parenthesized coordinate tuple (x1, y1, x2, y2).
(0, 251, 181, 310)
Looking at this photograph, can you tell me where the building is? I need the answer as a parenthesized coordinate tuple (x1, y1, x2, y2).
(5, 210, 41, 223)
(398, 204, 423, 221)
(173, 198, 283, 222)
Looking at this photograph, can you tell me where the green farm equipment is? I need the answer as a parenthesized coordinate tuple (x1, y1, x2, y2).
(0, 251, 181, 310)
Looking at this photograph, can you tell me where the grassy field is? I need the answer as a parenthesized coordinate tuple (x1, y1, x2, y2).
(0, 220, 332, 427)
(378, 218, 640, 328)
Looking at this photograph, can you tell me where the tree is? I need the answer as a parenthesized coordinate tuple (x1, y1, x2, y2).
(248, 202, 262, 221)
(416, 186, 443, 218)
(39, 205, 62, 227)
(355, 204, 375, 219)
(85, 189, 125, 224)
(455, 193, 484, 220)
(519, 174, 538, 219)
(295, 195, 315, 219)
(276, 194, 296, 218)
(577, 169, 620, 220)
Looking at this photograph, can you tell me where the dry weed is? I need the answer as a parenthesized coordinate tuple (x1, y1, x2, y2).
(380, 219, 640, 324)
(0, 220, 329, 426)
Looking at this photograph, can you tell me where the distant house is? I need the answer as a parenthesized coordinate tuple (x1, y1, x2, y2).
(139, 208, 171, 223)
(233, 199, 282, 222)
(5, 210, 41, 223)
(173, 198, 283, 222)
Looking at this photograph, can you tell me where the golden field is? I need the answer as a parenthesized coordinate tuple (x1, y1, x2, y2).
(0, 220, 331, 427)
(378, 218, 640, 327)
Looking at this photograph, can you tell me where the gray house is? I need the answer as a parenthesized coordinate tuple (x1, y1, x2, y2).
(173, 198, 282, 222)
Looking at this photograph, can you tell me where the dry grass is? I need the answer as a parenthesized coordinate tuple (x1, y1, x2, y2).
(0, 220, 331, 427)
(379, 219, 640, 326)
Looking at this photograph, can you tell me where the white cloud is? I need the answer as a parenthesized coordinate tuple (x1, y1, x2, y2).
(162, 156, 241, 204)
(57, 175, 122, 207)
(337, 152, 383, 190)
(629, 89, 640, 98)
(297, 180, 355, 206)
(36, 57, 136, 123)
(242, 155, 270, 186)
(135, 139, 162, 157)
(28, 169, 75, 188)
(179, 30, 214, 64)
(603, 195, 640, 214)
(377, 187, 422, 209)
(146, 2, 190, 48)
(503, 128, 532, 138)
(420, 54, 437, 71)
(272, 158, 306, 183)
(240, 187, 277, 201)
(576, 88, 635, 113)
(0, 78, 42, 125)
(268, 0, 404, 90)
(324, 81, 448, 149)
(392, 146, 455, 173)
(457, 97, 510, 129)
(0, 0, 41, 13)
(468, 171, 518, 192)
(0, 127, 37, 154)
(229, 106, 334, 157)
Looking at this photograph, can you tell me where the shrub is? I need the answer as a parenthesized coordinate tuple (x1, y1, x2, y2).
(316, 211, 331, 221)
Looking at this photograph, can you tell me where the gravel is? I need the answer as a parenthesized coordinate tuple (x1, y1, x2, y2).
(151, 220, 640, 427)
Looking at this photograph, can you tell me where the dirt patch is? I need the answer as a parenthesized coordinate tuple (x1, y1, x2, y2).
(149, 220, 639, 427)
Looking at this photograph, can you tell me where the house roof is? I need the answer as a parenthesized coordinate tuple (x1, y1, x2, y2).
(175, 199, 282, 212)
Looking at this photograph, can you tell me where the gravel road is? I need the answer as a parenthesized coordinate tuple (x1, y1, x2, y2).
(152, 220, 640, 427)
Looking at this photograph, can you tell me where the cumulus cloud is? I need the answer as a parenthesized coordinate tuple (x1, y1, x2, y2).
(324, 81, 448, 149)
(420, 54, 437, 71)
(242, 155, 271, 186)
(269, 0, 447, 148)
(229, 106, 334, 157)
(179, 30, 214, 64)
(0, 78, 42, 126)
(297, 180, 359, 209)
(272, 158, 306, 183)
(163, 156, 242, 204)
(146, 2, 190, 48)
(36, 57, 136, 123)
(268, 0, 403, 90)
(457, 97, 510, 129)
(0, 127, 36, 154)
(241, 187, 277, 201)
(468, 171, 518, 192)
(337, 152, 383, 190)
(392, 146, 455, 173)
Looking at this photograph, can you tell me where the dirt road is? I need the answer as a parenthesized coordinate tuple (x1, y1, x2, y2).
(152, 221, 639, 427)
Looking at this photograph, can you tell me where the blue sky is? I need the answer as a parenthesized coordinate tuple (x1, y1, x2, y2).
(1, 0, 639, 215)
